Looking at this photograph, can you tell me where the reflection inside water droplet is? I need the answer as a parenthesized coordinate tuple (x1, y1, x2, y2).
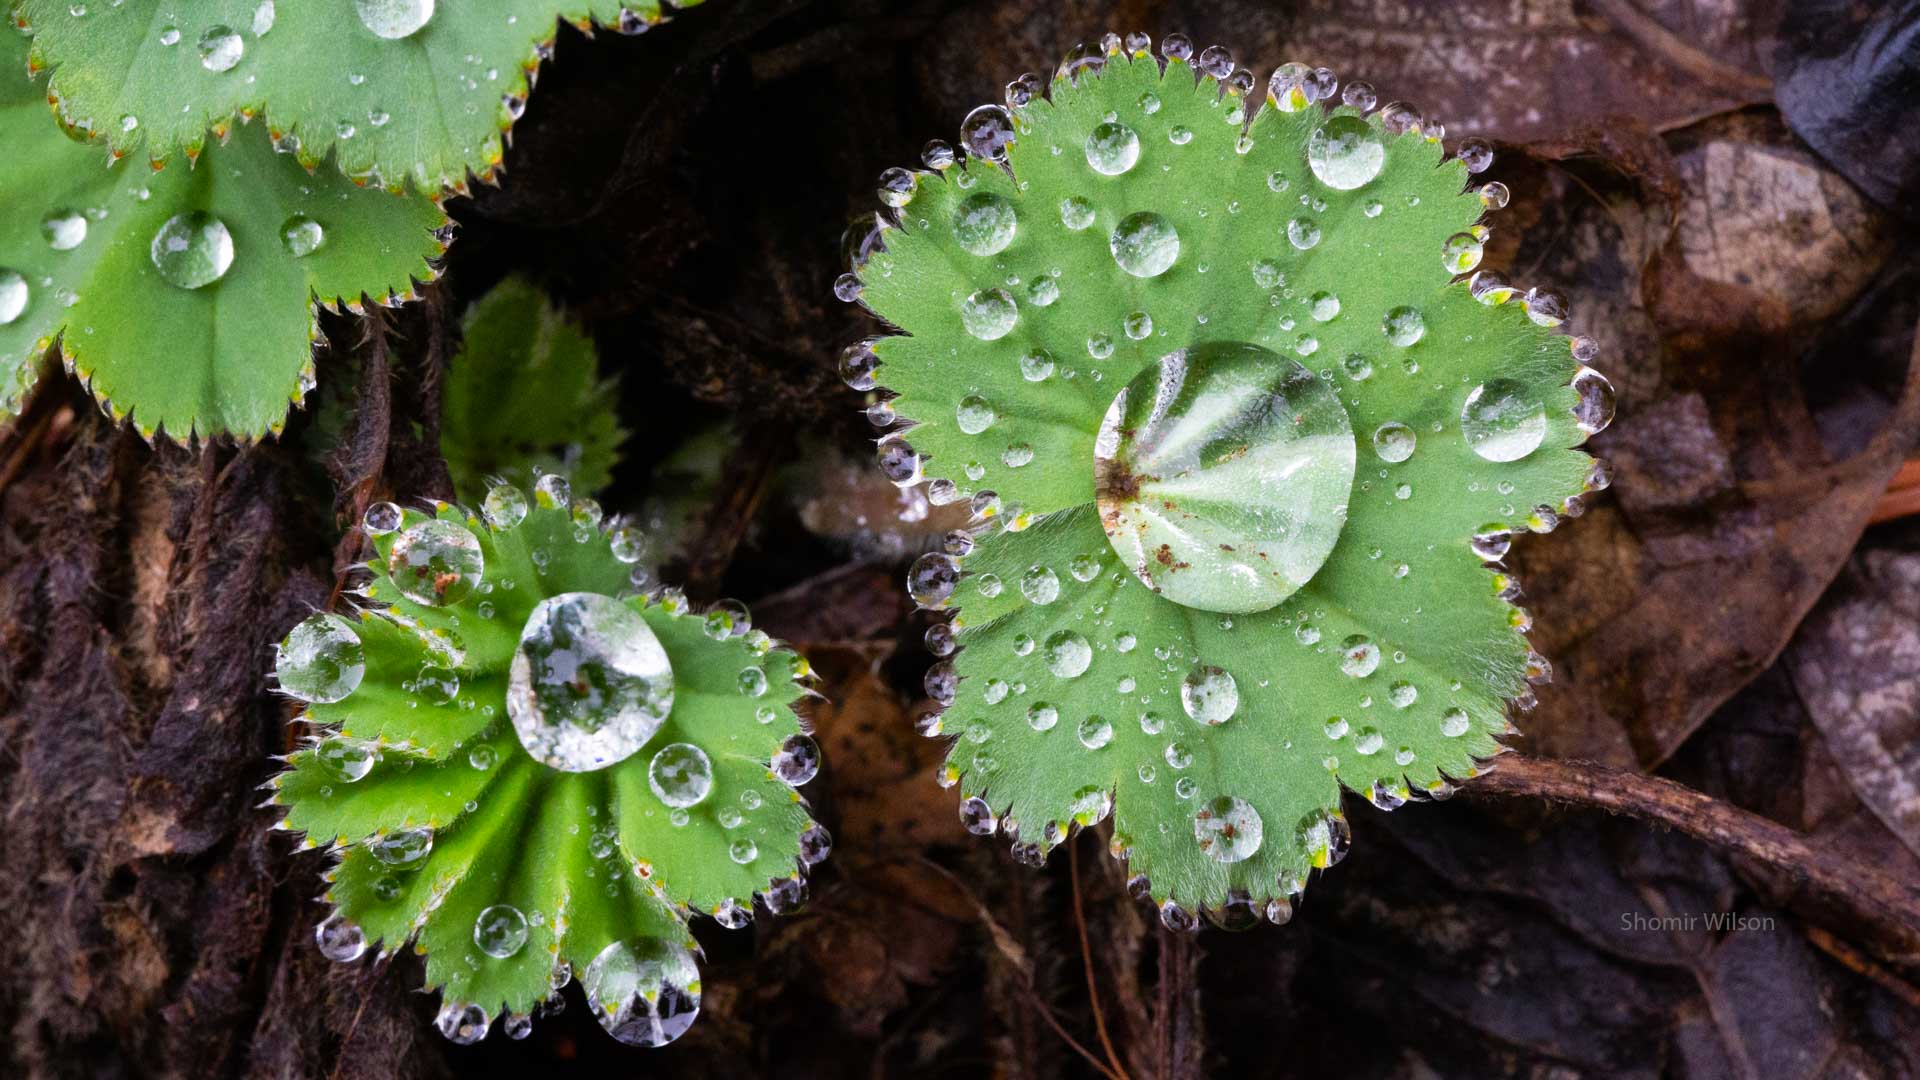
(1094, 342, 1355, 614)
(508, 593, 674, 772)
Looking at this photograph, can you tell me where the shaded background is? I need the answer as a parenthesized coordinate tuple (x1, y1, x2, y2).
(3, 0, 1919, 1076)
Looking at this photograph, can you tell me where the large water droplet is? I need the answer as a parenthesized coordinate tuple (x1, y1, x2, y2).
(280, 214, 324, 257)
(1044, 630, 1092, 678)
(1084, 121, 1141, 175)
(1306, 116, 1385, 190)
(1180, 665, 1239, 725)
(367, 825, 433, 869)
(959, 288, 1017, 340)
(1572, 367, 1615, 435)
(386, 519, 483, 606)
(648, 743, 713, 808)
(315, 736, 376, 781)
(1340, 634, 1380, 677)
(1382, 306, 1425, 347)
(198, 25, 244, 71)
(483, 484, 528, 529)
(1109, 212, 1179, 278)
(952, 192, 1016, 256)
(772, 733, 821, 786)
(435, 1001, 489, 1044)
(0, 269, 27, 324)
(354, 0, 433, 39)
(150, 211, 234, 290)
(583, 938, 701, 1048)
(508, 593, 675, 772)
(1094, 342, 1355, 614)
(1077, 714, 1114, 749)
(276, 612, 365, 702)
(1020, 564, 1060, 604)
(1461, 380, 1547, 462)
(955, 394, 996, 433)
(1194, 796, 1263, 862)
(474, 904, 529, 958)
(42, 209, 86, 250)
(959, 104, 1015, 162)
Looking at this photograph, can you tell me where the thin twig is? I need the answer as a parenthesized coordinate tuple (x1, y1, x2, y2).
(1469, 754, 1920, 969)
(910, 856, 1122, 1080)
(1069, 838, 1131, 1080)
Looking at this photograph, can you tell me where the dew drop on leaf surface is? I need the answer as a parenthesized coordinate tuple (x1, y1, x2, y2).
(0, 269, 28, 324)
(149, 211, 234, 290)
(508, 593, 674, 772)
(1094, 342, 1355, 614)
(1194, 795, 1263, 862)
(583, 938, 701, 1048)
(1305, 115, 1385, 190)
(473, 904, 529, 959)
(648, 742, 713, 808)
(386, 520, 483, 606)
(276, 612, 364, 703)
(354, 0, 434, 39)
(1460, 380, 1547, 462)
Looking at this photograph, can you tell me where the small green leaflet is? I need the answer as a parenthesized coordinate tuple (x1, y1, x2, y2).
(0, 31, 446, 438)
(16, 0, 703, 194)
(849, 41, 1611, 921)
(440, 277, 625, 502)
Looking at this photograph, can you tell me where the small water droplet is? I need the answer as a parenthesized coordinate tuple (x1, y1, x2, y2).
(1085, 121, 1141, 175)
(198, 25, 244, 72)
(474, 904, 529, 958)
(280, 214, 323, 257)
(355, 0, 434, 39)
(149, 211, 234, 290)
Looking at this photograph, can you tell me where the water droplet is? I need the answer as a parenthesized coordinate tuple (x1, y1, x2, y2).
(583, 938, 701, 1047)
(1109, 212, 1179, 278)
(1194, 796, 1263, 862)
(483, 484, 529, 529)
(509, 593, 674, 772)
(1026, 702, 1059, 731)
(1461, 380, 1547, 462)
(1084, 121, 1141, 175)
(906, 552, 959, 608)
(198, 25, 244, 72)
(252, 1, 277, 36)
(960, 796, 998, 835)
(1525, 288, 1568, 326)
(159, 26, 181, 45)
(952, 192, 1016, 256)
(1441, 231, 1484, 274)
(276, 613, 364, 702)
(736, 665, 768, 697)
(387, 519, 483, 606)
(315, 912, 366, 962)
(280, 214, 323, 257)
(1470, 270, 1515, 304)
(1572, 367, 1615, 435)
(0, 269, 27, 325)
(646, 742, 713, 808)
(1044, 630, 1092, 678)
(772, 733, 820, 786)
(955, 394, 996, 434)
(1059, 196, 1095, 230)
(959, 288, 1017, 340)
(316, 736, 376, 781)
(149, 211, 233, 290)
(42, 209, 87, 251)
(1286, 217, 1321, 249)
(1441, 708, 1471, 737)
(1180, 665, 1239, 725)
(435, 1001, 489, 1044)
(1382, 306, 1425, 347)
(1306, 115, 1385, 189)
(1456, 136, 1494, 173)
(367, 825, 433, 869)
(355, 0, 434, 39)
(959, 104, 1015, 162)
(1019, 349, 1056, 382)
(1372, 421, 1416, 463)
(1020, 564, 1060, 604)
(1339, 635, 1380, 677)
(1094, 342, 1356, 614)
(1077, 714, 1114, 749)
(474, 904, 529, 958)
(1069, 785, 1113, 826)
(1124, 310, 1153, 340)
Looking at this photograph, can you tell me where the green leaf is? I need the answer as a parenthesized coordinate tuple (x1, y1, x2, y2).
(274, 480, 826, 1043)
(440, 277, 625, 502)
(0, 31, 447, 437)
(850, 42, 1610, 923)
(15, 0, 703, 194)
